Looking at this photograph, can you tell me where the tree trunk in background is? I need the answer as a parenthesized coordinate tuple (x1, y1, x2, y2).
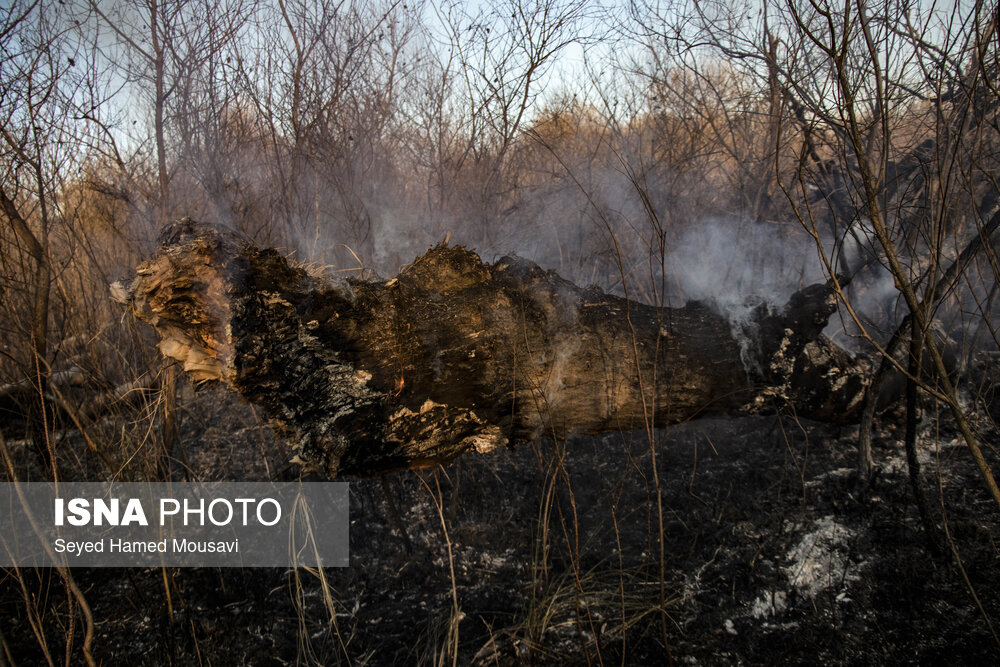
(114, 219, 868, 478)
(151, 0, 179, 479)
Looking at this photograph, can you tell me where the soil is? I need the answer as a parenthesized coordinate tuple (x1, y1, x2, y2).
(2, 386, 999, 665)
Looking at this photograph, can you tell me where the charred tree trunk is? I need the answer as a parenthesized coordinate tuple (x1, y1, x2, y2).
(112, 219, 867, 478)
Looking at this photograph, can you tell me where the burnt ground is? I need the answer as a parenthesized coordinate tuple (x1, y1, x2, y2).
(2, 386, 1000, 665)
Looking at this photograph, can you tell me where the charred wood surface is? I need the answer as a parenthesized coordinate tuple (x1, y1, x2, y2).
(113, 219, 867, 477)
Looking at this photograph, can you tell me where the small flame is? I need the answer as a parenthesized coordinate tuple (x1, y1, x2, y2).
(394, 376, 405, 396)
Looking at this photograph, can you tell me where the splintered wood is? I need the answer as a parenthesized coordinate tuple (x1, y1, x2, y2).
(116, 219, 867, 477)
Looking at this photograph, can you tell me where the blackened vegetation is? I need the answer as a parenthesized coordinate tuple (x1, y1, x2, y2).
(4, 393, 998, 665)
(117, 219, 869, 477)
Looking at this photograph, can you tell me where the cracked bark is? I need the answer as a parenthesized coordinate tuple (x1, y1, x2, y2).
(112, 219, 868, 477)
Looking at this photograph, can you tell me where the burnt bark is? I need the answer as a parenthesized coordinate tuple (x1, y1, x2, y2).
(113, 219, 868, 477)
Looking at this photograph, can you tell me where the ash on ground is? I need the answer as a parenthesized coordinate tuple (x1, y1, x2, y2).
(2, 386, 999, 665)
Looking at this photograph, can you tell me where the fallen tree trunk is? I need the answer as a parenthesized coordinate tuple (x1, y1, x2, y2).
(112, 219, 868, 477)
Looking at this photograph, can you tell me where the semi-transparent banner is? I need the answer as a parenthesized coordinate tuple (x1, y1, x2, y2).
(0, 482, 348, 567)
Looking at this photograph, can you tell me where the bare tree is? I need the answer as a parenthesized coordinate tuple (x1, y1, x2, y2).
(435, 0, 593, 248)
(85, 0, 258, 474)
(0, 0, 89, 473)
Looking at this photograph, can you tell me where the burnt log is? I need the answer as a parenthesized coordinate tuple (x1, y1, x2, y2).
(112, 219, 868, 477)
